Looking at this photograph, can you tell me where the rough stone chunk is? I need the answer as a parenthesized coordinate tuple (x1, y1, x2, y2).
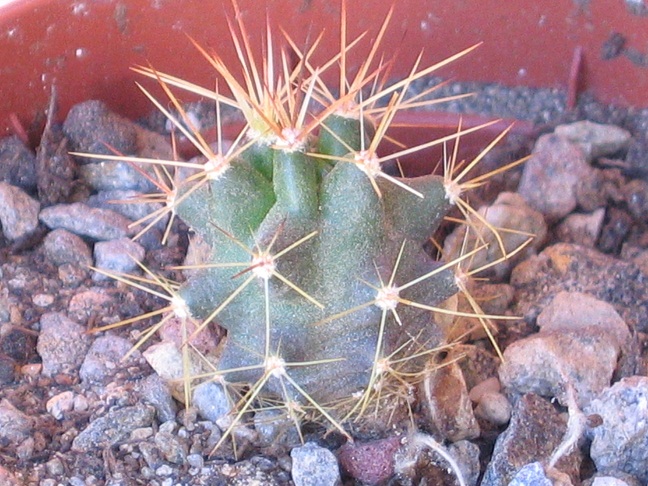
(554, 121, 631, 161)
(586, 376, 648, 484)
(291, 442, 341, 486)
(42, 228, 92, 267)
(79, 335, 140, 383)
(72, 403, 155, 452)
(499, 330, 618, 407)
(0, 399, 32, 444)
(0, 181, 40, 240)
(536, 291, 630, 350)
(93, 237, 145, 280)
(36, 312, 90, 376)
(420, 360, 480, 441)
(443, 192, 547, 279)
(481, 394, 579, 486)
(517, 134, 593, 220)
(40, 202, 133, 240)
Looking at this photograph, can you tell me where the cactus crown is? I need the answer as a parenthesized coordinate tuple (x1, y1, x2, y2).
(83, 0, 524, 450)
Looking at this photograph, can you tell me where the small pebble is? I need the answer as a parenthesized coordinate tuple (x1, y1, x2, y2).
(518, 133, 593, 220)
(0, 135, 37, 190)
(555, 209, 605, 248)
(0, 399, 32, 444)
(36, 312, 90, 377)
(338, 437, 401, 485)
(93, 237, 145, 280)
(42, 228, 93, 267)
(554, 120, 631, 161)
(0, 181, 40, 240)
(499, 329, 619, 407)
(39, 202, 133, 240)
(586, 376, 648, 483)
(474, 392, 512, 425)
(138, 373, 178, 423)
(469, 377, 501, 403)
(536, 291, 630, 350)
(32, 294, 54, 307)
(46, 391, 75, 420)
(443, 192, 547, 278)
(72, 403, 155, 452)
(192, 381, 232, 423)
(291, 442, 341, 486)
(79, 335, 139, 383)
(154, 430, 187, 464)
(155, 464, 174, 477)
(45, 457, 65, 476)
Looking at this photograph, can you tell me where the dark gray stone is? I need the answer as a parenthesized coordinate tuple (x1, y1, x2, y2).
(0, 135, 37, 190)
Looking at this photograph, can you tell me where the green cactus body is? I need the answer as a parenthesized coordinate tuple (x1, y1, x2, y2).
(175, 113, 458, 407)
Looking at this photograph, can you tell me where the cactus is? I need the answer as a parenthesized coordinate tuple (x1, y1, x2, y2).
(81, 0, 524, 447)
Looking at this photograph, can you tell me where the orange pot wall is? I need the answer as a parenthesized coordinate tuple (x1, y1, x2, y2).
(0, 0, 646, 137)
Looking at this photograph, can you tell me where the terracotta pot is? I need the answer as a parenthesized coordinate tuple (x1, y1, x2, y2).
(1, 0, 646, 163)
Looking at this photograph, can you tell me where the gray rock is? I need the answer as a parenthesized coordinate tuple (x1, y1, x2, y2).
(0, 181, 39, 240)
(590, 477, 636, 486)
(42, 228, 92, 267)
(0, 135, 37, 190)
(420, 360, 480, 442)
(192, 381, 232, 422)
(481, 394, 578, 486)
(79, 161, 155, 192)
(254, 408, 301, 447)
(517, 134, 593, 220)
(154, 430, 187, 464)
(448, 440, 481, 486)
(72, 403, 155, 452)
(0, 399, 32, 444)
(554, 121, 631, 161)
(499, 330, 618, 407)
(536, 291, 630, 350)
(508, 462, 554, 486)
(585, 376, 648, 483)
(291, 442, 341, 486)
(510, 243, 648, 333)
(40, 202, 133, 240)
(93, 237, 145, 279)
(0, 355, 15, 385)
(79, 334, 139, 383)
(555, 209, 605, 248)
(36, 312, 90, 376)
(138, 373, 178, 423)
(63, 100, 139, 162)
(64, 100, 173, 192)
(443, 192, 547, 279)
(87, 190, 166, 228)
